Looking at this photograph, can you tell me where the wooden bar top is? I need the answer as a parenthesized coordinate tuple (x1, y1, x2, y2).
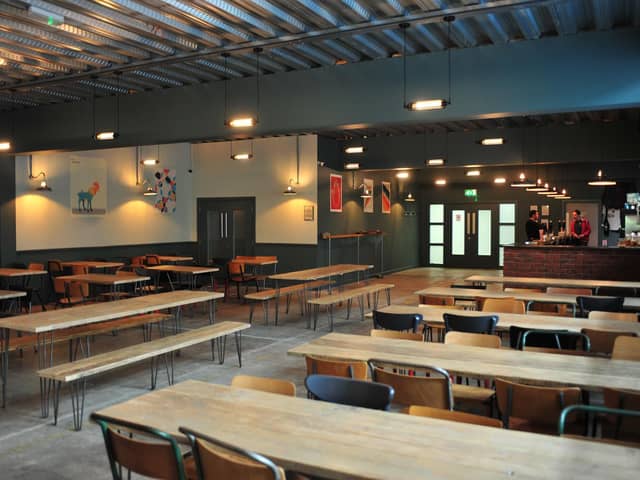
(466, 275, 640, 290)
(0, 268, 48, 277)
(288, 333, 640, 393)
(57, 274, 150, 285)
(270, 264, 373, 281)
(0, 290, 223, 334)
(376, 305, 640, 335)
(93, 380, 640, 480)
(146, 265, 219, 274)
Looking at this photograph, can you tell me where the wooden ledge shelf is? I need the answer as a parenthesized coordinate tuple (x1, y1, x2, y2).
(321, 231, 383, 239)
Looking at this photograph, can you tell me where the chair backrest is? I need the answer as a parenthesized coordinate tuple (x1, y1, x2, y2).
(581, 328, 637, 356)
(227, 261, 244, 276)
(588, 310, 638, 322)
(368, 360, 453, 410)
(407, 405, 502, 428)
(495, 378, 581, 429)
(559, 404, 640, 445)
(47, 260, 63, 274)
(612, 336, 640, 361)
(28, 262, 45, 271)
(145, 255, 161, 265)
(372, 310, 422, 333)
(91, 413, 186, 480)
(481, 297, 525, 314)
(518, 328, 590, 352)
(503, 287, 543, 293)
(419, 295, 455, 306)
(603, 388, 640, 442)
(304, 374, 394, 411)
(443, 313, 498, 334)
(54, 277, 88, 298)
(577, 296, 624, 316)
(444, 331, 501, 349)
(231, 375, 296, 397)
(179, 427, 284, 480)
(370, 329, 423, 342)
(305, 355, 368, 380)
(130, 256, 145, 266)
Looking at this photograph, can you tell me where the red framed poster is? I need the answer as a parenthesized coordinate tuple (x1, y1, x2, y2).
(381, 181, 391, 214)
(330, 174, 342, 213)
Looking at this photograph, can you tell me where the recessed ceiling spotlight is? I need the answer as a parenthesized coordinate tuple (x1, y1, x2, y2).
(494, 177, 506, 184)
(435, 179, 447, 186)
(466, 170, 480, 177)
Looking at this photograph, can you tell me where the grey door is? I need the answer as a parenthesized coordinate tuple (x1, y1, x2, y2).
(444, 203, 499, 268)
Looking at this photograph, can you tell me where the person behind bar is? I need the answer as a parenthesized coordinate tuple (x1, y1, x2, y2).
(570, 209, 591, 246)
(525, 209, 544, 242)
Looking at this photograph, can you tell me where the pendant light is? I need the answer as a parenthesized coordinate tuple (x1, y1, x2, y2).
(510, 126, 535, 187)
(225, 48, 261, 128)
(230, 139, 254, 161)
(283, 136, 301, 196)
(526, 127, 548, 192)
(402, 17, 453, 111)
(0, 93, 13, 151)
(588, 124, 616, 186)
(94, 74, 120, 141)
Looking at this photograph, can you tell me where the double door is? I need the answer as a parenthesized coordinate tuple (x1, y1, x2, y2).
(444, 203, 499, 268)
(197, 198, 255, 263)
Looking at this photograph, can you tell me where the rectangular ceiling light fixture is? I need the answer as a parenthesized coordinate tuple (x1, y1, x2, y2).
(396, 171, 410, 179)
(95, 131, 118, 141)
(344, 146, 365, 154)
(435, 179, 447, 186)
(227, 117, 256, 128)
(466, 170, 480, 177)
(0, 141, 11, 151)
(494, 177, 506, 184)
(480, 137, 504, 146)
(406, 99, 447, 111)
(426, 158, 445, 166)
(344, 162, 360, 170)
(231, 153, 253, 161)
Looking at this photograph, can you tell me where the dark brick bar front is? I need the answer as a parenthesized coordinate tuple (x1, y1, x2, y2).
(504, 246, 640, 281)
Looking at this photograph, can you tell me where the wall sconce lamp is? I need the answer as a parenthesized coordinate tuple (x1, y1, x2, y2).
(136, 146, 158, 196)
(27, 155, 51, 191)
(283, 136, 301, 196)
(141, 179, 158, 196)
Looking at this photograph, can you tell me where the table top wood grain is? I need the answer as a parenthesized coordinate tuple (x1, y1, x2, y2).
(93, 380, 640, 480)
(146, 265, 219, 274)
(0, 268, 48, 277)
(270, 264, 373, 282)
(0, 290, 27, 300)
(156, 255, 194, 263)
(61, 260, 124, 269)
(465, 275, 640, 290)
(0, 290, 223, 334)
(288, 333, 640, 393)
(57, 273, 150, 286)
(415, 286, 640, 310)
(376, 305, 640, 335)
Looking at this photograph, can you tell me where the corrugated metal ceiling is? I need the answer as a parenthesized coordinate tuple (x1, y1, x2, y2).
(0, 0, 637, 113)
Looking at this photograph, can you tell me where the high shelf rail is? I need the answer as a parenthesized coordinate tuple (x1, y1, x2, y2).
(321, 231, 384, 277)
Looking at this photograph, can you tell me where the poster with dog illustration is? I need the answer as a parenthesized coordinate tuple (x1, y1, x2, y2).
(70, 157, 107, 215)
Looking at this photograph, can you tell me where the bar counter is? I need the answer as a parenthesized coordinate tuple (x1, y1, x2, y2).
(503, 245, 640, 281)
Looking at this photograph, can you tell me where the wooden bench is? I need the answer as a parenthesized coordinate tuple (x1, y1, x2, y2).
(244, 280, 331, 325)
(308, 283, 394, 331)
(7, 312, 173, 360)
(38, 321, 249, 431)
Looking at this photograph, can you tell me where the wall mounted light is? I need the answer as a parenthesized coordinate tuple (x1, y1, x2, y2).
(396, 171, 410, 179)
(404, 192, 415, 202)
(27, 155, 51, 191)
(283, 136, 301, 196)
(142, 179, 158, 196)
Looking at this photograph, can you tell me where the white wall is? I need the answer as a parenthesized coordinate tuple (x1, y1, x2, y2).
(192, 136, 318, 245)
(15, 143, 194, 250)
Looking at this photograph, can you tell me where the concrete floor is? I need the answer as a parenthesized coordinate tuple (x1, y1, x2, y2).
(0, 267, 494, 479)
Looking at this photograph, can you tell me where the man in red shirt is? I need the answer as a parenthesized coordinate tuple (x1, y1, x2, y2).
(570, 209, 591, 246)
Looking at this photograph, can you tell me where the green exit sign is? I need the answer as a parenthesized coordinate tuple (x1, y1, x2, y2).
(464, 189, 477, 198)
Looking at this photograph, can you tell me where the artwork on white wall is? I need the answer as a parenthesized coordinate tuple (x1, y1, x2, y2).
(153, 168, 177, 214)
(363, 178, 373, 213)
(70, 157, 107, 215)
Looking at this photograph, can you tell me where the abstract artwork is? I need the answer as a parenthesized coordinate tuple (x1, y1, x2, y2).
(153, 168, 177, 214)
(330, 174, 342, 213)
(363, 178, 373, 213)
(70, 157, 107, 215)
(381, 181, 391, 214)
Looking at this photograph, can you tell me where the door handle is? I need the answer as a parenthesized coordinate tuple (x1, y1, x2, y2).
(220, 212, 224, 239)
(225, 212, 229, 239)
(466, 213, 471, 235)
(471, 212, 476, 235)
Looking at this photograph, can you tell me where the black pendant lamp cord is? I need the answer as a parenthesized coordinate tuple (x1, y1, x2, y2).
(255, 47, 261, 123)
(92, 84, 96, 139)
(223, 53, 229, 122)
(115, 74, 120, 134)
(447, 19, 452, 105)
(402, 25, 407, 107)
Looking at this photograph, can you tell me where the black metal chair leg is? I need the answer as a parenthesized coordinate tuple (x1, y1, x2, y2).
(235, 332, 242, 367)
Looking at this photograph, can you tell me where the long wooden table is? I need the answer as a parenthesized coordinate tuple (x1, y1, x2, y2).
(93, 380, 640, 480)
(0, 268, 48, 278)
(156, 255, 194, 264)
(57, 273, 150, 298)
(376, 305, 640, 335)
(466, 274, 640, 294)
(270, 264, 373, 283)
(146, 265, 219, 290)
(288, 333, 640, 393)
(61, 260, 124, 270)
(415, 286, 640, 315)
(0, 290, 223, 411)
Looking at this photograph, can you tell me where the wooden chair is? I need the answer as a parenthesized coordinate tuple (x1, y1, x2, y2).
(225, 261, 259, 300)
(419, 295, 458, 341)
(419, 295, 455, 306)
(91, 413, 190, 480)
(370, 329, 423, 342)
(546, 287, 592, 316)
(495, 378, 582, 435)
(481, 297, 525, 314)
(407, 405, 502, 428)
(368, 360, 453, 410)
(305, 355, 368, 380)
(145, 254, 161, 265)
(305, 374, 394, 411)
(180, 426, 285, 480)
(581, 328, 637, 356)
(130, 256, 145, 266)
(231, 375, 296, 396)
(54, 266, 89, 308)
(588, 311, 638, 322)
(445, 332, 500, 414)
(602, 388, 640, 444)
(612, 336, 640, 361)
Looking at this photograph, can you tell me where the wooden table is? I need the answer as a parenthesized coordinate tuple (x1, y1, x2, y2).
(93, 380, 640, 480)
(56, 273, 150, 298)
(61, 260, 124, 271)
(0, 290, 223, 411)
(270, 264, 373, 284)
(234, 256, 278, 267)
(415, 286, 640, 315)
(376, 305, 640, 335)
(146, 265, 219, 290)
(288, 333, 640, 393)
(0, 290, 27, 315)
(156, 255, 194, 264)
(0, 268, 48, 278)
(466, 274, 640, 294)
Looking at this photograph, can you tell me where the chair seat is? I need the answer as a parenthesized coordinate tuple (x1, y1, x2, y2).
(452, 384, 495, 403)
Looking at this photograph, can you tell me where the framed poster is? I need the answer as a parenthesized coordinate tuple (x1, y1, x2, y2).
(363, 178, 373, 213)
(330, 174, 342, 213)
(381, 181, 391, 214)
(304, 205, 314, 221)
(153, 168, 177, 214)
(70, 157, 107, 215)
